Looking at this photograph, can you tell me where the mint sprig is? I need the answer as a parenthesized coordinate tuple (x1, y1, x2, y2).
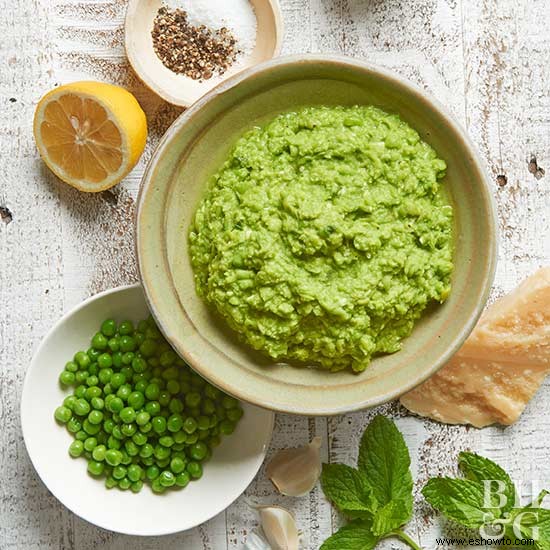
(320, 415, 421, 550)
(423, 451, 550, 549)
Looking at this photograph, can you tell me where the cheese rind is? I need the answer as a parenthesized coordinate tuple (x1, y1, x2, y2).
(400, 268, 550, 428)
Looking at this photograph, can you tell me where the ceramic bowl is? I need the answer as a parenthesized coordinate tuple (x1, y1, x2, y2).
(125, 0, 283, 107)
(136, 55, 497, 415)
(21, 285, 274, 535)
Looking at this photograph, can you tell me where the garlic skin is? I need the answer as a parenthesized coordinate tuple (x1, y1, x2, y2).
(266, 436, 322, 497)
(259, 506, 299, 550)
(244, 531, 272, 550)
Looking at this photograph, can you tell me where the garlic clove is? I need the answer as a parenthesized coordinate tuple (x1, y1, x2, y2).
(258, 505, 299, 550)
(266, 436, 322, 497)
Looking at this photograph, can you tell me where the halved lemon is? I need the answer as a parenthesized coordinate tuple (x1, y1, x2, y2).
(33, 81, 147, 192)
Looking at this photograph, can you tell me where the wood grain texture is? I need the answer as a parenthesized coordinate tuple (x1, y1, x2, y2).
(1, 0, 548, 548)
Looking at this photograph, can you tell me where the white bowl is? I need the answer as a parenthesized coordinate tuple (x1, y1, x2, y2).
(21, 284, 274, 536)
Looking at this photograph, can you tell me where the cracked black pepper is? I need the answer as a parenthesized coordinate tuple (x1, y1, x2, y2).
(151, 7, 241, 81)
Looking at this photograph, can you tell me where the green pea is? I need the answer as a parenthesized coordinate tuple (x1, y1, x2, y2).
(175, 471, 191, 487)
(69, 440, 84, 458)
(167, 414, 183, 432)
(97, 353, 112, 369)
(139, 421, 152, 434)
(75, 371, 88, 384)
(113, 465, 127, 480)
(170, 456, 186, 474)
(154, 444, 171, 461)
(103, 383, 113, 396)
(148, 357, 159, 368)
(91, 396, 104, 410)
(105, 476, 117, 489)
(120, 450, 132, 465)
(152, 416, 167, 434)
(145, 383, 160, 401)
(174, 431, 187, 444)
(121, 423, 137, 437)
(136, 411, 150, 426)
(219, 420, 236, 435)
(137, 320, 148, 333)
(92, 332, 108, 351)
(131, 480, 143, 493)
(139, 444, 154, 458)
(107, 436, 122, 450)
(125, 440, 139, 456)
(159, 470, 175, 487)
(87, 348, 101, 363)
(119, 320, 134, 335)
(83, 419, 101, 435)
(59, 370, 75, 386)
(108, 396, 123, 413)
(127, 464, 142, 482)
(227, 407, 243, 422)
(112, 351, 123, 368)
(118, 477, 131, 490)
(85, 386, 101, 400)
(54, 406, 72, 423)
(134, 379, 148, 394)
(120, 366, 133, 381)
(187, 461, 203, 479)
(131, 357, 147, 374)
(101, 319, 117, 337)
(84, 437, 98, 452)
(87, 410, 103, 425)
(107, 338, 120, 353)
(132, 431, 148, 446)
(134, 332, 145, 347)
(127, 391, 145, 410)
(189, 442, 208, 461)
(166, 380, 180, 395)
(185, 392, 201, 408)
(121, 352, 134, 365)
(65, 361, 78, 373)
(87, 460, 104, 476)
(120, 335, 136, 353)
(105, 449, 123, 466)
(145, 400, 160, 416)
(110, 373, 125, 390)
(139, 339, 157, 358)
(151, 478, 165, 493)
(74, 351, 91, 369)
(103, 418, 115, 434)
(159, 436, 174, 448)
(169, 398, 184, 414)
(146, 465, 160, 480)
(111, 425, 123, 440)
(186, 433, 199, 445)
(92, 444, 107, 461)
(202, 398, 216, 415)
(222, 396, 239, 409)
(75, 430, 87, 441)
(86, 375, 99, 387)
(197, 416, 210, 431)
(67, 417, 82, 433)
(119, 407, 136, 423)
(158, 391, 170, 407)
(183, 417, 197, 434)
(209, 435, 221, 448)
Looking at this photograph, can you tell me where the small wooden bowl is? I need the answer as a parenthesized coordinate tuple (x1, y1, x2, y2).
(125, 0, 283, 107)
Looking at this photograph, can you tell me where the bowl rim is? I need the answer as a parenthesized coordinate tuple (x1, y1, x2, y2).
(124, 0, 285, 107)
(135, 54, 498, 415)
(20, 283, 275, 535)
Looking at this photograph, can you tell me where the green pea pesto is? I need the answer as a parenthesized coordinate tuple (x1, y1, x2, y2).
(189, 105, 454, 372)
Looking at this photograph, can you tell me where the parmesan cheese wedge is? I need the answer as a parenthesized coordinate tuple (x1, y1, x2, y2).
(400, 267, 550, 428)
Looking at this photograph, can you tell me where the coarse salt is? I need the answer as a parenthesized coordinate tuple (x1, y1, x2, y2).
(163, 0, 257, 55)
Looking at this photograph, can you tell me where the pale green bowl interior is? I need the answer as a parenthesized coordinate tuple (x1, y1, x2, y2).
(137, 56, 496, 415)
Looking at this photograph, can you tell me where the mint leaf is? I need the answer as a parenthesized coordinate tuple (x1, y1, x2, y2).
(458, 452, 516, 512)
(320, 520, 379, 550)
(358, 415, 413, 516)
(321, 463, 376, 517)
(422, 477, 497, 528)
(530, 490, 550, 508)
(510, 507, 550, 541)
(372, 500, 411, 536)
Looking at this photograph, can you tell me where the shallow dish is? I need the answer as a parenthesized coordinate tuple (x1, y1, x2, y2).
(136, 55, 497, 415)
(21, 284, 274, 536)
(125, 0, 283, 107)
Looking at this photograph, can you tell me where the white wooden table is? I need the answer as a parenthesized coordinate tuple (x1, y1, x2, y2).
(1, 0, 549, 548)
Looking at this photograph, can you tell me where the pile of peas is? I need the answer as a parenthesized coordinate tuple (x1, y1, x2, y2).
(54, 316, 243, 493)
